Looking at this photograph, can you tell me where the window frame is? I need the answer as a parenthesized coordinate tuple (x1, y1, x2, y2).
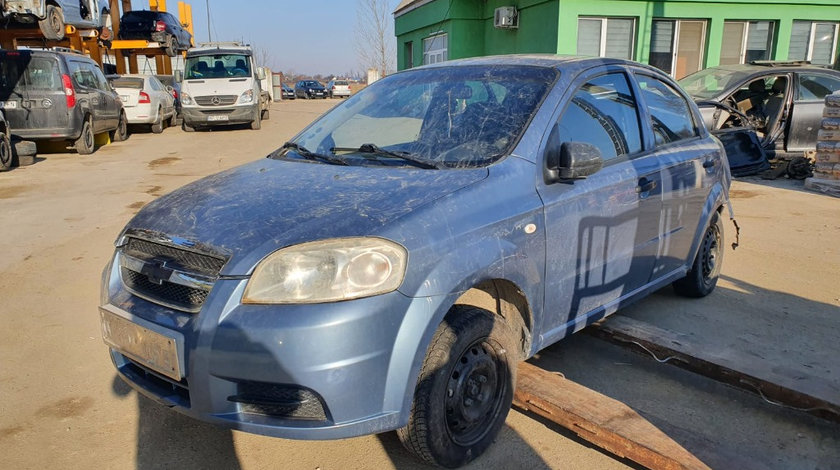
(794, 71, 840, 102)
(720, 20, 776, 65)
(577, 16, 637, 60)
(422, 33, 448, 65)
(633, 71, 702, 148)
(789, 21, 839, 65)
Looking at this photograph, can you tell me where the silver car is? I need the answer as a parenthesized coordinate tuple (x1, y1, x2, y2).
(110, 74, 176, 134)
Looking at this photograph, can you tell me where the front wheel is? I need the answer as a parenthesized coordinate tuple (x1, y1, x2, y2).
(165, 36, 177, 57)
(398, 306, 516, 468)
(673, 211, 724, 298)
(250, 112, 261, 130)
(39, 5, 65, 40)
(0, 131, 12, 171)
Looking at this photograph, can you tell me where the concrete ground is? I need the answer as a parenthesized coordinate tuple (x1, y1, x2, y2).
(1, 98, 838, 469)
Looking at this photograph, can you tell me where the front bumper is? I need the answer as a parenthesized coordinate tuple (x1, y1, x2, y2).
(181, 104, 257, 127)
(102, 259, 443, 440)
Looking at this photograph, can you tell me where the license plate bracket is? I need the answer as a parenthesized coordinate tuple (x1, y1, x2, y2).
(100, 306, 183, 381)
(207, 114, 229, 122)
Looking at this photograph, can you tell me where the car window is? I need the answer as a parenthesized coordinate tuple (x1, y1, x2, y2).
(636, 74, 699, 146)
(0, 55, 61, 93)
(148, 77, 161, 91)
(556, 72, 642, 161)
(70, 60, 98, 89)
(86, 63, 110, 92)
(797, 73, 840, 101)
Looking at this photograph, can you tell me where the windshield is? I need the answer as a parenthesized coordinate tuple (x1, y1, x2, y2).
(281, 65, 557, 169)
(678, 67, 753, 99)
(184, 54, 251, 79)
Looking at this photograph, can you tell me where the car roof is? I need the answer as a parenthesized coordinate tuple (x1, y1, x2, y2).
(701, 62, 838, 75)
(404, 54, 665, 75)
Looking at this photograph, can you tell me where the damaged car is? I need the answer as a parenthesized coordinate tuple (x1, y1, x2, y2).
(679, 61, 840, 177)
(100, 55, 732, 468)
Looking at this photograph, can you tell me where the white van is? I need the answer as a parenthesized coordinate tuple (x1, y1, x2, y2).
(176, 42, 267, 131)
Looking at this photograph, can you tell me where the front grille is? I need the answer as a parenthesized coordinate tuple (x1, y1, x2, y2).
(195, 95, 237, 106)
(229, 382, 329, 421)
(124, 237, 225, 275)
(122, 267, 209, 311)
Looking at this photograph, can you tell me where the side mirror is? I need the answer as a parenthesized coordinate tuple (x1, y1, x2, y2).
(545, 128, 603, 183)
(174, 70, 183, 82)
(256, 68, 266, 81)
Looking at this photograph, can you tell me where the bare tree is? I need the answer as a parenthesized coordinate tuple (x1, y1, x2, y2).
(251, 42, 277, 71)
(354, 0, 396, 78)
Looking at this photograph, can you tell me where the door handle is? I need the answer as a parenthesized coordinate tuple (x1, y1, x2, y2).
(636, 177, 657, 194)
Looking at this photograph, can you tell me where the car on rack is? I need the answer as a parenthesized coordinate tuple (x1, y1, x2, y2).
(280, 83, 295, 99)
(100, 55, 732, 468)
(294, 80, 327, 99)
(155, 74, 182, 121)
(0, 48, 127, 154)
(110, 74, 176, 133)
(0, 0, 112, 41)
(117, 9, 192, 57)
(326, 79, 351, 98)
(679, 61, 840, 175)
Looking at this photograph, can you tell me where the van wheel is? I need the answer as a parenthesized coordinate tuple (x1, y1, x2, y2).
(39, 5, 65, 41)
(250, 113, 261, 130)
(75, 119, 95, 155)
(673, 211, 724, 298)
(165, 36, 178, 57)
(151, 109, 164, 133)
(182, 121, 195, 132)
(261, 107, 270, 120)
(169, 112, 178, 128)
(0, 131, 12, 171)
(111, 111, 129, 142)
(398, 306, 516, 468)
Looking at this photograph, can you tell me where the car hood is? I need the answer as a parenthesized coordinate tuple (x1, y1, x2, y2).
(182, 78, 254, 96)
(124, 159, 488, 275)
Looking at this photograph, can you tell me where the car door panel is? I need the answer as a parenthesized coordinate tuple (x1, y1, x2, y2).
(788, 73, 840, 151)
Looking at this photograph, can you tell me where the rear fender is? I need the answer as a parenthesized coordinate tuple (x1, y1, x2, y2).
(685, 181, 727, 265)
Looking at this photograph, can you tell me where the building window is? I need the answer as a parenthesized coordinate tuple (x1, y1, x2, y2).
(789, 21, 839, 65)
(423, 34, 448, 65)
(720, 21, 775, 65)
(649, 19, 707, 79)
(404, 41, 414, 69)
(577, 17, 636, 60)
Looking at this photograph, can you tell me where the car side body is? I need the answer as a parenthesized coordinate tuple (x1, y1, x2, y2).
(117, 10, 192, 57)
(100, 55, 730, 466)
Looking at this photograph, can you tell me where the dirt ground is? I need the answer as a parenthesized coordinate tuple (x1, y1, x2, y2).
(1, 99, 838, 469)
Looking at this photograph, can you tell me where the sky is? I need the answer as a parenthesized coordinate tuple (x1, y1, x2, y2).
(130, 0, 403, 76)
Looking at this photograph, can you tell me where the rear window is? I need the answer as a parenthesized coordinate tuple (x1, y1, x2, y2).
(0, 55, 61, 96)
(334, 81, 349, 86)
(111, 78, 144, 89)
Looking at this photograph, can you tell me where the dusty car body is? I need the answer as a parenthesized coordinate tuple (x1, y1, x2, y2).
(1, 0, 111, 40)
(680, 62, 840, 176)
(100, 55, 731, 467)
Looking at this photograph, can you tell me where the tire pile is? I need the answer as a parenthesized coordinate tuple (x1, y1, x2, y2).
(806, 91, 840, 197)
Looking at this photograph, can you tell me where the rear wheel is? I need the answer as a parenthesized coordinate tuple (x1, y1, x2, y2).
(673, 211, 724, 297)
(111, 111, 129, 142)
(168, 111, 178, 128)
(0, 131, 12, 171)
(74, 119, 95, 155)
(398, 306, 516, 468)
(151, 108, 164, 133)
(39, 5, 65, 41)
(165, 36, 177, 57)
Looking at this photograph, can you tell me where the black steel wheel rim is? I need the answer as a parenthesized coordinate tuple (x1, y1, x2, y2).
(84, 126, 93, 148)
(0, 137, 10, 166)
(444, 338, 507, 446)
(48, 9, 61, 34)
(701, 225, 720, 281)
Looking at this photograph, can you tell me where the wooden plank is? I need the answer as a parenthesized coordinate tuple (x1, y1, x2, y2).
(513, 362, 711, 470)
(590, 315, 840, 422)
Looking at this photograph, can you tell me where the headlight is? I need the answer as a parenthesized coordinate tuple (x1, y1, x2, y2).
(181, 92, 193, 105)
(239, 89, 254, 103)
(242, 237, 407, 304)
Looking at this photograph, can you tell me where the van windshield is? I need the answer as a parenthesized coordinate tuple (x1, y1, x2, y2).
(0, 54, 61, 99)
(184, 54, 251, 79)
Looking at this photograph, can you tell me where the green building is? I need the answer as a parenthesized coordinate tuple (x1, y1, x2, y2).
(394, 0, 840, 78)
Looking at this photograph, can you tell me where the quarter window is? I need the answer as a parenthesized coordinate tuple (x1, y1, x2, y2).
(556, 73, 642, 161)
(797, 73, 840, 101)
(720, 21, 775, 65)
(577, 17, 636, 60)
(636, 75, 699, 146)
(423, 34, 448, 65)
(788, 21, 839, 66)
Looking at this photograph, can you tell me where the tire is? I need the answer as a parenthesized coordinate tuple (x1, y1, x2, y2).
(74, 119, 95, 155)
(250, 112, 261, 130)
(261, 107, 270, 120)
(182, 121, 195, 132)
(110, 112, 129, 142)
(39, 5, 65, 41)
(397, 306, 516, 468)
(673, 211, 724, 298)
(0, 131, 12, 171)
(165, 36, 177, 57)
(169, 111, 178, 128)
(151, 108, 163, 133)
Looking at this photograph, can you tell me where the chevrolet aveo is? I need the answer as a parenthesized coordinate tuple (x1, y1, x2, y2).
(101, 55, 732, 468)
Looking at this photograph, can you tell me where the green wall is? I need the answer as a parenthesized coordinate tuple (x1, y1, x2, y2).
(395, 0, 840, 71)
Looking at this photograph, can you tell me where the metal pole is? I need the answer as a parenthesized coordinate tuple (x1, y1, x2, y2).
(206, 0, 211, 42)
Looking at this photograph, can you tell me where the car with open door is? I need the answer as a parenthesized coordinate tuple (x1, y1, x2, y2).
(679, 61, 840, 176)
(100, 55, 732, 468)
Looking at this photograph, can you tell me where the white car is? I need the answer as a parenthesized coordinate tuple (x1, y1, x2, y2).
(110, 74, 176, 133)
(327, 79, 351, 98)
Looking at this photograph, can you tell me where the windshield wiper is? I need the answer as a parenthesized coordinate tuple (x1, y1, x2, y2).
(280, 142, 349, 166)
(331, 143, 442, 169)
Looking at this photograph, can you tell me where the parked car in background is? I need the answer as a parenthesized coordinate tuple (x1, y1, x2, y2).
(110, 74, 176, 133)
(294, 80, 326, 99)
(0, 0, 112, 41)
(679, 61, 840, 175)
(155, 74, 182, 121)
(100, 55, 732, 468)
(326, 79, 351, 98)
(280, 83, 295, 99)
(0, 49, 127, 154)
(118, 9, 191, 57)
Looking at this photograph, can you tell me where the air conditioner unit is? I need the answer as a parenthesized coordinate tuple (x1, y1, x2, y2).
(494, 6, 519, 29)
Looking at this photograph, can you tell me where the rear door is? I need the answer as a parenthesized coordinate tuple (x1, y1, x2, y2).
(0, 52, 68, 133)
(538, 67, 662, 338)
(788, 71, 840, 151)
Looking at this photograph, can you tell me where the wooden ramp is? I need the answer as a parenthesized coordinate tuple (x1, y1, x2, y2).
(514, 362, 711, 470)
(590, 315, 840, 422)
